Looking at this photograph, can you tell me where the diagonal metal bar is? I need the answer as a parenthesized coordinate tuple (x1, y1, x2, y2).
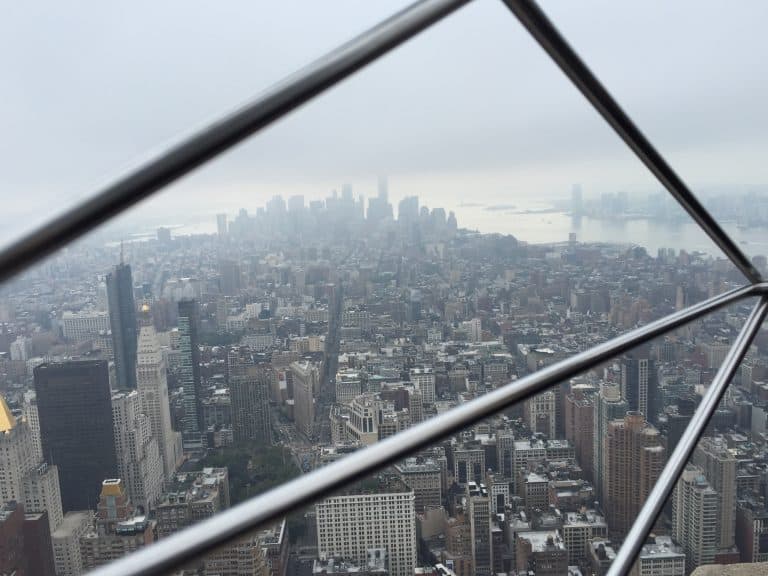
(0, 0, 472, 286)
(500, 0, 761, 284)
(607, 296, 768, 576)
(87, 283, 763, 576)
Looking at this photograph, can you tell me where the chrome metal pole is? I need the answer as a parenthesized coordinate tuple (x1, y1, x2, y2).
(0, 0, 471, 285)
(87, 284, 762, 576)
(607, 297, 768, 576)
(500, 0, 761, 283)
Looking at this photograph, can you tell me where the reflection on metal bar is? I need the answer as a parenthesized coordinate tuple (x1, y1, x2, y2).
(0, 0, 471, 286)
(607, 297, 768, 576)
(87, 283, 763, 576)
(500, 0, 762, 284)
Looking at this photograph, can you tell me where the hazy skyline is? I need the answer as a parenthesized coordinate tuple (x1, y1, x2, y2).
(3, 0, 768, 248)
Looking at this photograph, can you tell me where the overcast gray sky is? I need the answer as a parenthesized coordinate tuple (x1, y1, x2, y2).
(2, 0, 768, 244)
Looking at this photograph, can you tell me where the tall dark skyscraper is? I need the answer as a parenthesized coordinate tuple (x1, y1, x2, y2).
(106, 261, 138, 389)
(34, 360, 118, 512)
(178, 299, 204, 451)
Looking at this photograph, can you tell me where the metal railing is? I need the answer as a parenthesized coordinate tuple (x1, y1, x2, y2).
(1, 0, 763, 575)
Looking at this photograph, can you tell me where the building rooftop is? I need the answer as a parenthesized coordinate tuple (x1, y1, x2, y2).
(52, 511, 92, 538)
(638, 535, 684, 560)
(517, 530, 566, 552)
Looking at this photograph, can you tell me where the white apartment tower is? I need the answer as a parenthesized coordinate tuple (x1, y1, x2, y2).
(136, 324, 182, 479)
(409, 367, 436, 404)
(112, 390, 164, 510)
(316, 479, 417, 576)
(672, 466, 719, 572)
(693, 436, 737, 550)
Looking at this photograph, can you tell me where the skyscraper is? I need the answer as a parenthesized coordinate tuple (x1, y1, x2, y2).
(672, 466, 719, 572)
(107, 261, 138, 389)
(0, 395, 64, 537)
(178, 299, 204, 451)
(621, 346, 659, 423)
(111, 390, 164, 511)
(229, 352, 272, 445)
(468, 483, 492, 576)
(136, 322, 181, 479)
(693, 436, 737, 551)
(216, 213, 227, 237)
(218, 259, 241, 296)
(565, 384, 595, 483)
(34, 360, 118, 512)
(593, 382, 628, 502)
(604, 412, 665, 538)
(290, 360, 318, 440)
(0, 394, 35, 505)
(315, 477, 416, 576)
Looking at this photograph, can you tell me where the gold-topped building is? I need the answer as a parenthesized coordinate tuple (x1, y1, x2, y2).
(0, 393, 65, 538)
(0, 394, 16, 433)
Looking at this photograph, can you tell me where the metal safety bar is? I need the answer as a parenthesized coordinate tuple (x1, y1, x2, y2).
(502, 0, 762, 284)
(88, 283, 765, 576)
(607, 297, 768, 575)
(0, 0, 760, 574)
(0, 0, 471, 286)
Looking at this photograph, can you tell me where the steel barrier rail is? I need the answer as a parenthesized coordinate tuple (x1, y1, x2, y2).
(501, 0, 762, 283)
(0, 0, 761, 573)
(87, 283, 764, 576)
(0, 0, 471, 285)
(607, 297, 768, 576)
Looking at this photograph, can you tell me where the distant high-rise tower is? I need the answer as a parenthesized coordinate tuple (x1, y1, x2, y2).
(593, 382, 627, 502)
(621, 346, 658, 423)
(107, 261, 138, 389)
(137, 322, 181, 479)
(216, 213, 228, 237)
(218, 259, 241, 296)
(604, 412, 665, 538)
(290, 361, 318, 440)
(468, 484, 493, 576)
(178, 299, 204, 451)
(229, 352, 272, 445)
(565, 385, 595, 484)
(111, 390, 164, 511)
(34, 360, 118, 512)
(693, 436, 737, 550)
(672, 466, 719, 571)
(367, 177, 393, 223)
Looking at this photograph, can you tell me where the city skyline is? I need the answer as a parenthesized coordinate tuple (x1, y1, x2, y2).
(1, 185, 767, 575)
(4, 0, 768, 573)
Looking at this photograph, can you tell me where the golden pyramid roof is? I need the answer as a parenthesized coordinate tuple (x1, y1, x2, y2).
(0, 395, 17, 433)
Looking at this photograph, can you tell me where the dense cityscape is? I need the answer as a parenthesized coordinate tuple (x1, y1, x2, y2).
(2, 180, 768, 576)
